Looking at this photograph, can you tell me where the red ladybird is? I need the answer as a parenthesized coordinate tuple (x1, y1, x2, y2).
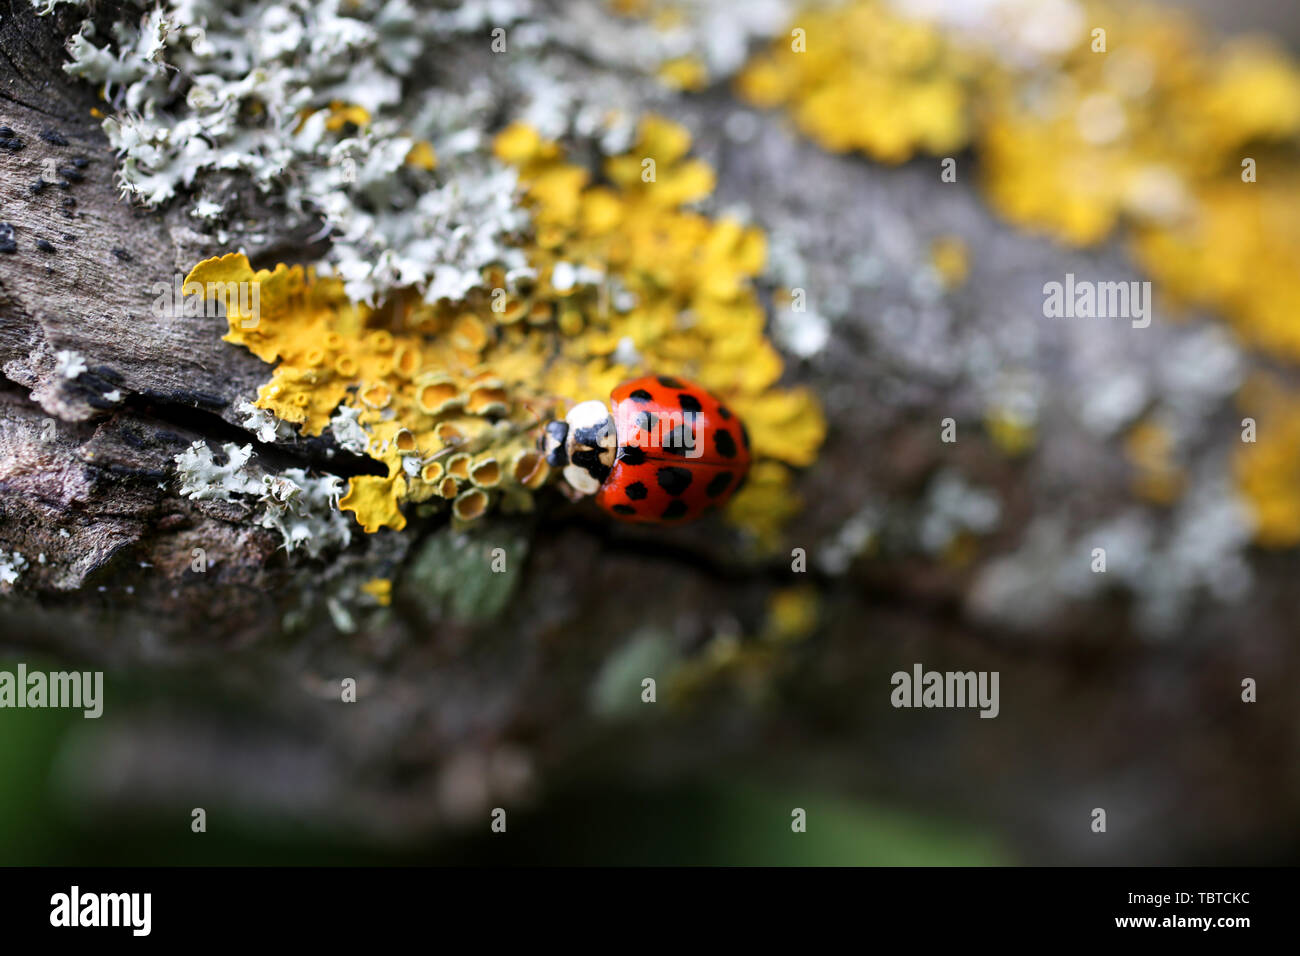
(538, 374, 751, 523)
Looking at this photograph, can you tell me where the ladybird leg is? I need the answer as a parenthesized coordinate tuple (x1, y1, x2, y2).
(556, 477, 588, 503)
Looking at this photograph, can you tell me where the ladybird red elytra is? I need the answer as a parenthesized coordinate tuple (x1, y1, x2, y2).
(539, 374, 751, 524)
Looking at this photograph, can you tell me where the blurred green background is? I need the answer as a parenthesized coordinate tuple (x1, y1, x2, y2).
(0, 656, 1006, 866)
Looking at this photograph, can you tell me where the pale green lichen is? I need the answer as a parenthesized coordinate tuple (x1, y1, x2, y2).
(589, 630, 679, 719)
(400, 525, 529, 624)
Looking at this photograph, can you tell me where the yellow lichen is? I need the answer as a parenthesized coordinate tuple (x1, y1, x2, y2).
(738, 0, 1300, 540)
(324, 101, 371, 131)
(1233, 376, 1300, 548)
(1124, 419, 1186, 505)
(338, 466, 408, 534)
(762, 586, 819, 644)
(737, 1, 974, 163)
(737, 1, 1300, 360)
(929, 235, 969, 289)
(452, 488, 490, 522)
(404, 140, 438, 171)
(724, 460, 804, 548)
(469, 456, 501, 489)
(188, 116, 826, 540)
(658, 56, 709, 92)
(361, 577, 392, 606)
(984, 409, 1035, 458)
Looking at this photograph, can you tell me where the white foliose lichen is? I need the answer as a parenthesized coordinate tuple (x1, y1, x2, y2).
(328, 405, 370, 455)
(544, 0, 793, 79)
(175, 440, 260, 501)
(55, 349, 87, 380)
(312, 151, 531, 305)
(37, 0, 800, 309)
(256, 468, 351, 558)
(763, 233, 831, 359)
(917, 471, 1001, 555)
(174, 440, 351, 557)
(816, 506, 879, 575)
(48, 0, 536, 306)
(968, 470, 1256, 637)
(0, 550, 29, 586)
(238, 400, 295, 444)
(30, 0, 88, 14)
(891, 0, 1086, 68)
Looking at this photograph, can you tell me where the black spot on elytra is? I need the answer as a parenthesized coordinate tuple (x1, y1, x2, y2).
(0, 223, 15, 255)
(40, 129, 70, 147)
(740, 421, 751, 451)
(657, 466, 692, 496)
(714, 429, 737, 459)
(625, 481, 648, 500)
(35, 239, 55, 253)
(718, 405, 732, 420)
(662, 500, 689, 520)
(678, 393, 702, 413)
(612, 504, 636, 516)
(706, 471, 733, 497)
(619, 445, 647, 466)
(635, 410, 657, 433)
(629, 389, 653, 402)
(657, 376, 684, 389)
(661, 425, 691, 456)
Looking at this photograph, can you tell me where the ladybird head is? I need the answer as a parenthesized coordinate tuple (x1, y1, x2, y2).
(538, 419, 569, 468)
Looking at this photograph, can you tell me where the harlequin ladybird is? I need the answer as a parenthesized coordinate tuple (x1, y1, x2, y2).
(539, 375, 751, 523)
